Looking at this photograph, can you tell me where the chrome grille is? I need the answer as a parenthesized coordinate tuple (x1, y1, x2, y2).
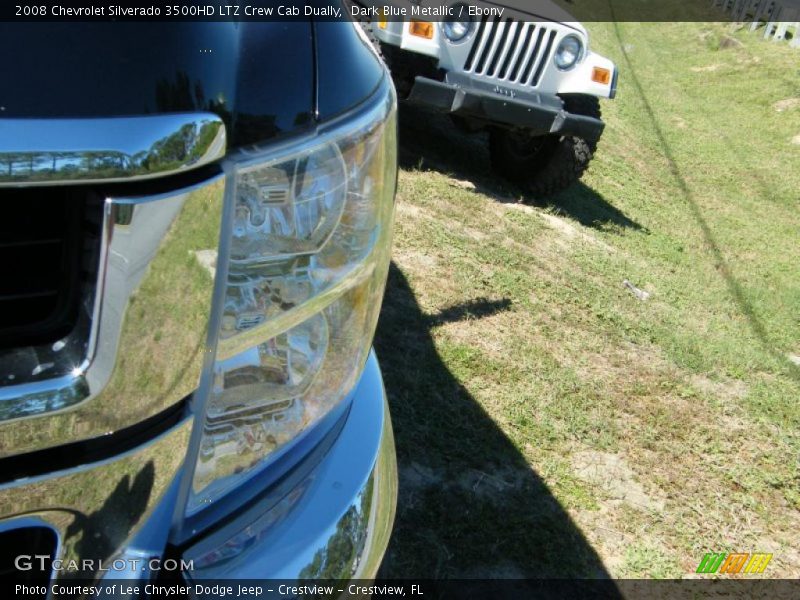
(0, 526, 56, 591)
(0, 189, 96, 349)
(464, 17, 558, 88)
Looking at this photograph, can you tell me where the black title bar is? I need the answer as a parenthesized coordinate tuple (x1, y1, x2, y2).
(3, 1, 749, 22)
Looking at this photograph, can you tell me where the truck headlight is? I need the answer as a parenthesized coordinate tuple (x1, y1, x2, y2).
(554, 34, 583, 70)
(186, 83, 397, 515)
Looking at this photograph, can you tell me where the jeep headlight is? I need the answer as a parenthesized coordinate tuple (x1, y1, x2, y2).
(186, 83, 397, 515)
(443, 20, 472, 42)
(442, 3, 472, 42)
(554, 34, 583, 70)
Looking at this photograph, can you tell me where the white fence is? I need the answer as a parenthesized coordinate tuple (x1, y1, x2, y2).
(715, 0, 800, 46)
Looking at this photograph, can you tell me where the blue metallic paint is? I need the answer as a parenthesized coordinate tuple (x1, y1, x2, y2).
(0, 20, 397, 583)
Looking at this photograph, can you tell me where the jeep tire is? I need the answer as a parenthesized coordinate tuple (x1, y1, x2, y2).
(489, 95, 601, 199)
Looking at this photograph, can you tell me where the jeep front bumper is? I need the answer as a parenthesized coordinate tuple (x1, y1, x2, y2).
(406, 74, 607, 143)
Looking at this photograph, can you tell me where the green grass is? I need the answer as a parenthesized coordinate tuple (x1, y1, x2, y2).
(375, 21, 800, 579)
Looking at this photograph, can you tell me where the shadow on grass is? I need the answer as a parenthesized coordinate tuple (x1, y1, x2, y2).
(375, 262, 618, 581)
(397, 102, 645, 233)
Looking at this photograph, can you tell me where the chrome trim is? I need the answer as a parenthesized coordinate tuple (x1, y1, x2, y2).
(0, 353, 394, 584)
(0, 175, 225, 456)
(0, 114, 226, 187)
(182, 352, 397, 580)
(0, 416, 192, 582)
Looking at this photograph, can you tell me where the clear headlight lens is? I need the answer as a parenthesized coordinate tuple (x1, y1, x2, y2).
(554, 34, 583, 70)
(188, 85, 397, 515)
(443, 19, 472, 42)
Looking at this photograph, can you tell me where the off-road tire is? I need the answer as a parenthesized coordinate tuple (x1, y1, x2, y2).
(489, 95, 602, 199)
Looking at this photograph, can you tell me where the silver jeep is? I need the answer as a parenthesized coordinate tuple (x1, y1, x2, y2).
(357, 0, 618, 196)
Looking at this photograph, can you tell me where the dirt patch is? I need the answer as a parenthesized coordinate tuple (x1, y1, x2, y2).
(564, 339, 675, 391)
(403, 462, 523, 507)
(718, 35, 744, 50)
(401, 462, 443, 491)
(449, 178, 477, 192)
(397, 195, 490, 242)
(690, 64, 723, 73)
(501, 202, 536, 216)
(395, 201, 423, 218)
(440, 310, 518, 362)
(537, 211, 616, 252)
(717, 413, 750, 432)
(773, 98, 800, 112)
(690, 374, 747, 401)
(457, 468, 516, 500)
(460, 226, 490, 242)
(192, 249, 217, 279)
(540, 211, 581, 236)
(394, 247, 439, 271)
(571, 505, 629, 574)
(791, 134, 800, 146)
(572, 451, 666, 512)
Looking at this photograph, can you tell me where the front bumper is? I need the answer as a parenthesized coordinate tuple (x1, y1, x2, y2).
(0, 351, 395, 589)
(406, 75, 605, 142)
(181, 351, 397, 581)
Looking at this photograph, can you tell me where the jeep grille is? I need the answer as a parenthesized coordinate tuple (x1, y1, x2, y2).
(464, 17, 557, 88)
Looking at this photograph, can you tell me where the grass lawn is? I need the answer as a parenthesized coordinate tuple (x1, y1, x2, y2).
(375, 21, 800, 578)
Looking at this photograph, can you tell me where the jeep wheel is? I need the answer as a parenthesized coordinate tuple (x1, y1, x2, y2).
(489, 95, 601, 199)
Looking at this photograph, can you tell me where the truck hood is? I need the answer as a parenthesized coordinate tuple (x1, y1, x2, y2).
(0, 23, 315, 147)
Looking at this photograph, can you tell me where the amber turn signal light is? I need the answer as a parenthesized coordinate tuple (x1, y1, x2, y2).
(592, 67, 612, 85)
(409, 20, 434, 39)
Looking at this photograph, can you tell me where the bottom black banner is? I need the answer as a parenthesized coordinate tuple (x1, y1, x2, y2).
(5, 579, 800, 600)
